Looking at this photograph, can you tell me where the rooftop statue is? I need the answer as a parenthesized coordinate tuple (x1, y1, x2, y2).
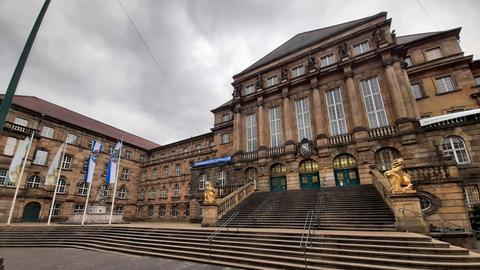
(203, 181, 216, 204)
(384, 158, 414, 193)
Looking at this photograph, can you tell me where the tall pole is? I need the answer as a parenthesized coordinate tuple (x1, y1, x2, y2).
(7, 132, 34, 226)
(0, 0, 51, 136)
(108, 140, 123, 225)
(47, 141, 67, 225)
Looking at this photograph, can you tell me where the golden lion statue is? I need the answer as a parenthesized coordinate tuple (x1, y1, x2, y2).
(384, 158, 414, 193)
(203, 181, 216, 204)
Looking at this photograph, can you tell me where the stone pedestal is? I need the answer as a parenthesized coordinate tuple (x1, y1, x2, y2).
(388, 192, 429, 233)
(66, 204, 123, 224)
(201, 203, 218, 227)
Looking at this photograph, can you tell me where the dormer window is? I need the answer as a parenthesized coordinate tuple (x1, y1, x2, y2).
(425, 47, 443, 61)
(291, 65, 305, 78)
(353, 41, 370, 55)
(244, 84, 255, 95)
(266, 75, 279, 87)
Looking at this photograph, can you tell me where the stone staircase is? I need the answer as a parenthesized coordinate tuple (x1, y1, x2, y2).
(217, 185, 395, 231)
(1, 226, 480, 269)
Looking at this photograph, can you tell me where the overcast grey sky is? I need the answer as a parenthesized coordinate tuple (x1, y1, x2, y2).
(1, 0, 479, 145)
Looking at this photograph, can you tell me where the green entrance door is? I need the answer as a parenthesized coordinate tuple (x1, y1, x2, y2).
(22, 202, 41, 222)
(270, 176, 287, 191)
(334, 169, 360, 186)
(300, 173, 321, 189)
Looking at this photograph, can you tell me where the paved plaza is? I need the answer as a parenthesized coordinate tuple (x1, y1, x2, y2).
(0, 247, 240, 270)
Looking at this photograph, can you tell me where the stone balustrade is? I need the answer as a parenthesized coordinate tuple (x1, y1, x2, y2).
(217, 182, 254, 218)
(328, 133, 354, 145)
(367, 125, 398, 138)
(405, 165, 450, 182)
(266, 146, 285, 157)
(5, 121, 37, 136)
(239, 151, 258, 161)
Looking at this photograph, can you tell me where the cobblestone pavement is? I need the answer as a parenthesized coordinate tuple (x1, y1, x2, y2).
(0, 248, 241, 270)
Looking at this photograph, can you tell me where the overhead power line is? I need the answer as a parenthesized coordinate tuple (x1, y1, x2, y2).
(416, 0, 439, 30)
(117, 0, 200, 131)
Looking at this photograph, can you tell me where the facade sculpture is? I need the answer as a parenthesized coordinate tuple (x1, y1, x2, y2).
(384, 158, 414, 193)
(203, 181, 216, 204)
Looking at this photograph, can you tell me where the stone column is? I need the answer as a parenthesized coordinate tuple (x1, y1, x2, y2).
(385, 64, 408, 121)
(257, 98, 265, 147)
(233, 105, 242, 152)
(312, 87, 327, 137)
(282, 88, 294, 143)
(345, 74, 366, 130)
(396, 64, 420, 119)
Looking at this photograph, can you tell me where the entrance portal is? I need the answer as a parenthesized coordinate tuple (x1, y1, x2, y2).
(22, 202, 41, 222)
(333, 154, 360, 186)
(269, 163, 287, 191)
(299, 159, 320, 189)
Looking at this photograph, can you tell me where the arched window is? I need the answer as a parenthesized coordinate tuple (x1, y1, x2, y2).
(270, 163, 286, 177)
(217, 170, 226, 187)
(245, 167, 257, 189)
(78, 182, 88, 195)
(333, 154, 357, 169)
(173, 183, 180, 197)
(442, 136, 470, 164)
(26, 175, 41, 188)
(118, 186, 126, 199)
(56, 177, 67, 194)
(139, 188, 145, 200)
(159, 204, 166, 217)
(199, 174, 206, 190)
(161, 185, 168, 199)
(299, 159, 319, 174)
(149, 186, 156, 199)
(375, 147, 401, 171)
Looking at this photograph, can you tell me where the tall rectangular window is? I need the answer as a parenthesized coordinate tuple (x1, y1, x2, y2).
(360, 76, 388, 128)
(41, 126, 54, 138)
(353, 41, 370, 55)
(175, 164, 181, 176)
(246, 113, 257, 152)
(163, 166, 169, 177)
(436, 75, 456, 93)
(244, 84, 255, 95)
(425, 47, 442, 61)
(4, 137, 17, 156)
(325, 88, 348, 136)
(33, 150, 48, 165)
(295, 98, 312, 140)
(269, 106, 283, 147)
(291, 65, 305, 78)
(320, 54, 336, 67)
(266, 75, 279, 87)
(221, 133, 230, 144)
(411, 83, 424, 99)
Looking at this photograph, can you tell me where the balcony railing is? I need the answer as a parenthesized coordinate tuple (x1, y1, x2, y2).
(4, 121, 37, 135)
(328, 133, 354, 145)
(239, 151, 258, 161)
(266, 146, 285, 157)
(367, 125, 398, 138)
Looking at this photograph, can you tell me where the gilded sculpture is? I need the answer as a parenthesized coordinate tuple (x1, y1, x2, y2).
(203, 181, 216, 204)
(384, 158, 414, 193)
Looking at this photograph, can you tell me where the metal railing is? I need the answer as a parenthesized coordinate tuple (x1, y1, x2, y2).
(398, 207, 467, 232)
(206, 211, 239, 261)
(299, 188, 325, 269)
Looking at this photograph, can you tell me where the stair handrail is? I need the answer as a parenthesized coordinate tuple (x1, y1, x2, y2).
(299, 210, 315, 269)
(398, 207, 468, 232)
(206, 211, 239, 261)
(314, 188, 325, 227)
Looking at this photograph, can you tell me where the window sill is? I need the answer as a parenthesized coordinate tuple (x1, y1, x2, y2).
(436, 89, 462, 96)
(415, 95, 429, 101)
(32, 163, 48, 167)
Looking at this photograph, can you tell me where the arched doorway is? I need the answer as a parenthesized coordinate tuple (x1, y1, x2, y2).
(333, 154, 360, 186)
(270, 163, 287, 191)
(299, 159, 320, 189)
(22, 202, 41, 222)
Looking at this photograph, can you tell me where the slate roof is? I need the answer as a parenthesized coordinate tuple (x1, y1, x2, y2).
(235, 12, 387, 77)
(396, 28, 460, 45)
(1, 95, 160, 150)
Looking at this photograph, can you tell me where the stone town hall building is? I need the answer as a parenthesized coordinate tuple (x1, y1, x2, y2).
(1, 12, 480, 225)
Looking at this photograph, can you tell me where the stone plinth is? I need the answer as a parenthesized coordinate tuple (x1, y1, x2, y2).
(201, 203, 218, 227)
(88, 205, 107, 214)
(66, 204, 123, 224)
(388, 192, 429, 233)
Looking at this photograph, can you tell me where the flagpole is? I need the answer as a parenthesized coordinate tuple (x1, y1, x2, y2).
(81, 180, 92, 226)
(7, 132, 34, 226)
(47, 141, 67, 225)
(108, 139, 123, 225)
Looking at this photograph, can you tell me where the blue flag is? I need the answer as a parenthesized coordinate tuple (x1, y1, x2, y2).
(84, 140, 102, 183)
(106, 141, 122, 185)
